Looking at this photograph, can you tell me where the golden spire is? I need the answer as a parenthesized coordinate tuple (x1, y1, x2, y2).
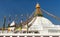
(34, 3, 43, 16)
(36, 3, 40, 8)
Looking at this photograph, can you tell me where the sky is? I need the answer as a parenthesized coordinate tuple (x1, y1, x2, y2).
(0, 0, 60, 28)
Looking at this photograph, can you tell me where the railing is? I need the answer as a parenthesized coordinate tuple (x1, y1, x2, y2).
(0, 33, 60, 37)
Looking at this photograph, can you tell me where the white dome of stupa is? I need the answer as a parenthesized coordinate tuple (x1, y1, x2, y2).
(28, 16, 54, 31)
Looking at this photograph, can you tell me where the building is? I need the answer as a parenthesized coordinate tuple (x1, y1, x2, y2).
(0, 3, 60, 37)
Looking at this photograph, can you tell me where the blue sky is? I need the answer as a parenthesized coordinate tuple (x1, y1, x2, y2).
(0, 0, 60, 28)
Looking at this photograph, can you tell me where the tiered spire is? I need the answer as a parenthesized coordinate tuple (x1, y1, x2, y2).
(34, 3, 43, 16)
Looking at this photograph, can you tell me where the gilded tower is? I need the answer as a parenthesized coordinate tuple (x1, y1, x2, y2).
(34, 3, 43, 16)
